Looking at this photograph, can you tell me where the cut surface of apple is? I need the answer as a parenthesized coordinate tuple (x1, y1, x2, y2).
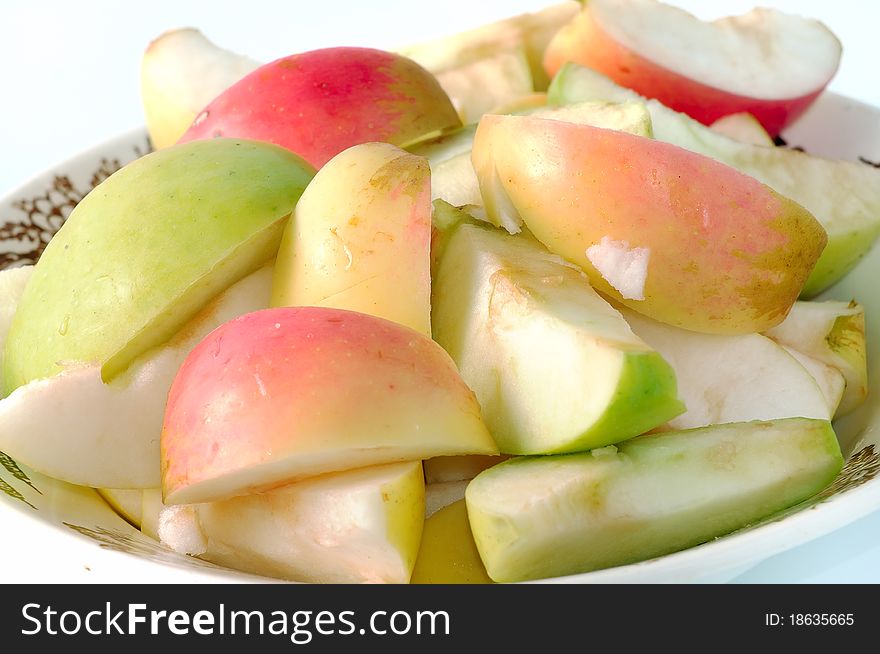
(141, 28, 259, 149)
(3, 139, 313, 394)
(0, 265, 32, 391)
(97, 488, 145, 528)
(473, 112, 826, 333)
(178, 47, 461, 169)
(467, 418, 843, 582)
(424, 455, 507, 484)
(620, 306, 833, 430)
(271, 142, 431, 336)
(397, 1, 579, 91)
(161, 306, 497, 505)
(765, 300, 868, 415)
(425, 480, 469, 518)
(544, 0, 841, 135)
(710, 113, 773, 147)
(433, 223, 683, 454)
(548, 64, 880, 297)
(0, 267, 272, 489)
(410, 499, 492, 584)
(159, 461, 425, 584)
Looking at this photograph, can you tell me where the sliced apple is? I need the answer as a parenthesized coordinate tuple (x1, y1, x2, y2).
(764, 300, 868, 415)
(3, 139, 313, 393)
(425, 480, 469, 519)
(410, 499, 492, 584)
(619, 307, 833, 429)
(178, 48, 461, 169)
(473, 112, 827, 333)
(779, 346, 845, 418)
(140, 488, 164, 540)
(467, 418, 843, 582)
(544, 0, 841, 136)
(141, 28, 259, 149)
(0, 265, 32, 392)
(0, 267, 272, 489)
(271, 143, 431, 336)
(433, 223, 683, 454)
(97, 488, 144, 528)
(397, 1, 579, 91)
(159, 461, 424, 584)
(710, 113, 773, 147)
(424, 455, 507, 484)
(547, 63, 880, 296)
(161, 306, 497, 505)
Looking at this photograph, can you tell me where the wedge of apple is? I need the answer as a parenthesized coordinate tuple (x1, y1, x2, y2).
(397, 1, 579, 92)
(159, 461, 424, 584)
(97, 488, 144, 528)
(3, 139, 313, 394)
(424, 455, 507, 484)
(410, 499, 492, 584)
(161, 306, 497, 505)
(0, 265, 32, 392)
(433, 223, 683, 454)
(544, 0, 841, 136)
(178, 47, 461, 169)
(141, 28, 259, 149)
(467, 418, 843, 582)
(619, 307, 833, 430)
(548, 63, 880, 296)
(425, 480, 469, 519)
(473, 112, 827, 333)
(710, 113, 773, 147)
(271, 142, 431, 336)
(0, 267, 272, 489)
(765, 301, 868, 415)
(779, 346, 845, 418)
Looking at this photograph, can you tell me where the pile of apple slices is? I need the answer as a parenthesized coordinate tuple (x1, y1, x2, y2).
(0, 0, 876, 584)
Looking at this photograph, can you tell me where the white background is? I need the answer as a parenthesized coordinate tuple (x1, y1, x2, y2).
(0, 0, 878, 582)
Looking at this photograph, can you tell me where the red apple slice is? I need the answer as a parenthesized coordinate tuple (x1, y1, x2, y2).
(161, 306, 497, 505)
(543, 0, 841, 136)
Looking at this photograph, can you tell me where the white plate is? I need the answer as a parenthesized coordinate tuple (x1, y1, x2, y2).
(1, 92, 879, 583)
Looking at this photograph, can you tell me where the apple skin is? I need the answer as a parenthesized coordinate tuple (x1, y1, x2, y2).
(543, 4, 838, 136)
(161, 306, 497, 505)
(472, 114, 827, 334)
(178, 47, 461, 169)
(271, 143, 431, 336)
(3, 139, 313, 393)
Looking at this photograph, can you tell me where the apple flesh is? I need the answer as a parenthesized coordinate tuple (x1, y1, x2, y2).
(473, 113, 827, 333)
(710, 113, 773, 147)
(619, 307, 834, 430)
(161, 306, 497, 505)
(178, 47, 461, 169)
(141, 28, 259, 149)
(764, 301, 868, 415)
(0, 267, 272, 489)
(548, 63, 880, 297)
(410, 499, 492, 584)
(97, 488, 144, 528)
(159, 461, 424, 584)
(3, 139, 313, 393)
(271, 142, 431, 336)
(467, 418, 843, 582)
(433, 223, 683, 454)
(0, 265, 33, 394)
(544, 0, 841, 136)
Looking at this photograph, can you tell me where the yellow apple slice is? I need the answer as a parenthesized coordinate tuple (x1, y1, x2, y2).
(411, 500, 492, 584)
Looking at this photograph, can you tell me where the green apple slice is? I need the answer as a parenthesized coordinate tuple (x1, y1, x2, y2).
(158, 461, 425, 584)
(0, 265, 32, 393)
(547, 63, 880, 296)
(620, 307, 833, 429)
(3, 139, 314, 393)
(466, 418, 843, 582)
(432, 223, 683, 454)
(764, 300, 868, 415)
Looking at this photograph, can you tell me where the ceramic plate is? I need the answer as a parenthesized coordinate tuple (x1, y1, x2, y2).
(1, 92, 879, 583)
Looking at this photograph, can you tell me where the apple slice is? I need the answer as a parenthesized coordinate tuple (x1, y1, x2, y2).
(544, 0, 841, 136)
(159, 461, 424, 584)
(619, 307, 833, 430)
(97, 488, 144, 528)
(547, 63, 880, 297)
(0, 267, 272, 489)
(424, 455, 507, 484)
(710, 113, 773, 147)
(161, 306, 497, 505)
(271, 142, 431, 336)
(779, 346, 845, 418)
(140, 488, 164, 540)
(467, 418, 843, 582)
(178, 48, 461, 169)
(397, 1, 579, 91)
(3, 139, 313, 393)
(425, 480, 469, 519)
(410, 500, 492, 584)
(473, 112, 827, 333)
(764, 301, 868, 415)
(433, 223, 683, 454)
(141, 28, 259, 149)
(0, 265, 32, 391)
